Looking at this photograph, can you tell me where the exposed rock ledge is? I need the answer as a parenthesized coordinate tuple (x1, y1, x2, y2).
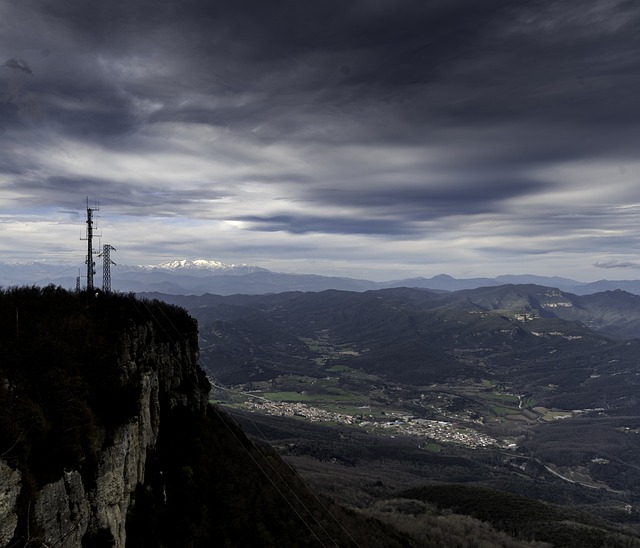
(1, 319, 209, 547)
(0, 460, 21, 546)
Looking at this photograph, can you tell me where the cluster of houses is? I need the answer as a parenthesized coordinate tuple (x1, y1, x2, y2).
(245, 399, 503, 449)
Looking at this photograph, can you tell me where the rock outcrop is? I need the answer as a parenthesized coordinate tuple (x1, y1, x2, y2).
(0, 460, 21, 546)
(1, 314, 209, 548)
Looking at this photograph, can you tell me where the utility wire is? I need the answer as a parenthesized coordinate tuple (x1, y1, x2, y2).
(151, 300, 363, 546)
(133, 297, 345, 548)
(221, 389, 363, 547)
(139, 299, 337, 547)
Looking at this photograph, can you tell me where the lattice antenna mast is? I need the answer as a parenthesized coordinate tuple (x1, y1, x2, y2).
(99, 244, 116, 293)
(80, 198, 100, 291)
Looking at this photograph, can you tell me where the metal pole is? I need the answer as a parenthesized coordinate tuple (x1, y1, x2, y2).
(101, 244, 116, 292)
(81, 198, 99, 291)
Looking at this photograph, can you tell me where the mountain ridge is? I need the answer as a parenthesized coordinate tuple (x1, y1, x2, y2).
(145, 283, 640, 400)
(2, 260, 640, 296)
(143, 282, 640, 538)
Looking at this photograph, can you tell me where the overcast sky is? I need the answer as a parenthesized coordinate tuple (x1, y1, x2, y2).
(1, 0, 640, 281)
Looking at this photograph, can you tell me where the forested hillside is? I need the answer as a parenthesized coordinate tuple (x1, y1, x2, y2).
(0, 287, 450, 546)
(3, 286, 640, 547)
(142, 285, 640, 547)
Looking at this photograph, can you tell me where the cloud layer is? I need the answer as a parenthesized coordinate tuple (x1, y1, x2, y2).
(1, 0, 640, 280)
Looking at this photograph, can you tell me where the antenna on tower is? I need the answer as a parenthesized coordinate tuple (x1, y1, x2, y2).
(80, 198, 101, 291)
(99, 244, 116, 293)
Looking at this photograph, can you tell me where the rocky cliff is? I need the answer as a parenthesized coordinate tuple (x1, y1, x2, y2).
(0, 288, 209, 547)
(0, 288, 421, 548)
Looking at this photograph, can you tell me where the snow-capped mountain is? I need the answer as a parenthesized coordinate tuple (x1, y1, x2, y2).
(153, 259, 233, 270)
(129, 259, 268, 276)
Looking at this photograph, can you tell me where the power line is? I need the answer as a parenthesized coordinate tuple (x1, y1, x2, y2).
(99, 244, 116, 293)
(135, 298, 351, 547)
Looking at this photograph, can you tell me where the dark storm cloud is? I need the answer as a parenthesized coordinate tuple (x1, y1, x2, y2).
(594, 260, 640, 270)
(236, 172, 553, 237)
(304, 177, 550, 221)
(8, 0, 640, 151)
(2, 0, 640, 278)
(10, 176, 228, 215)
(4, 59, 32, 74)
(236, 214, 420, 236)
(1, 2, 492, 130)
(1, 56, 39, 125)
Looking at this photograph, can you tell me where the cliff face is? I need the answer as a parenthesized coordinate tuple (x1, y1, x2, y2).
(39, 326, 206, 547)
(0, 460, 21, 545)
(1, 288, 432, 548)
(0, 289, 209, 548)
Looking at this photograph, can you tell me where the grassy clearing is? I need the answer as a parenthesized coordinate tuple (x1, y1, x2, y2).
(528, 406, 574, 421)
(338, 350, 360, 356)
(540, 410, 574, 421)
(308, 345, 332, 353)
(503, 413, 530, 422)
(322, 403, 374, 415)
(259, 390, 368, 404)
(481, 392, 519, 404)
(318, 393, 368, 403)
(261, 391, 317, 402)
(323, 366, 379, 381)
(491, 405, 521, 416)
(327, 364, 354, 373)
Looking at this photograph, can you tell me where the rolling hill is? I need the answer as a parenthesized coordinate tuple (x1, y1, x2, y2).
(145, 284, 640, 412)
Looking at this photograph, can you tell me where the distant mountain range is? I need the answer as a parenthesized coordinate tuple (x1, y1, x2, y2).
(143, 284, 640, 409)
(2, 259, 640, 296)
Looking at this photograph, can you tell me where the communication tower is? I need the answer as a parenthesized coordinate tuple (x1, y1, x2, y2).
(99, 244, 116, 293)
(80, 198, 100, 290)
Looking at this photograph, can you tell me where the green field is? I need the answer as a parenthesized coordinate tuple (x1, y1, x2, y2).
(481, 392, 519, 404)
(327, 364, 354, 373)
(260, 390, 368, 404)
(490, 405, 521, 416)
(261, 391, 317, 402)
